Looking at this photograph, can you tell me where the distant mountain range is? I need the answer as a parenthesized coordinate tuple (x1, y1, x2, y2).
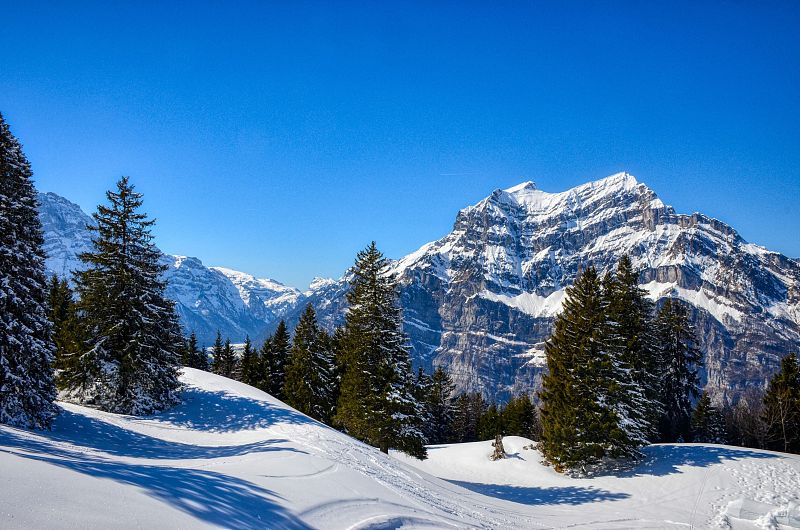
(38, 173, 800, 402)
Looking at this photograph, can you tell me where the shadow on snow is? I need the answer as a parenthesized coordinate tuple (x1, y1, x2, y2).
(0, 431, 311, 530)
(624, 444, 781, 477)
(448, 480, 630, 506)
(154, 386, 315, 432)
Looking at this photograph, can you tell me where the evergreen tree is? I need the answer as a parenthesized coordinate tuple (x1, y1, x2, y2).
(426, 366, 456, 444)
(539, 266, 641, 472)
(478, 403, 503, 440)
(606, 256, 661, 440)
(62, 177, 182, 414)
(655, 299, 703, 442)
(762, 353, 800, 454)
(0, 112, 57, 429)
(239, 336, 256, 385)
(47, 275, 82, 377)
(335, 242, 427, 458)
(449, 392, 486, 443)
(691, 391, 727, 444)
(218, 338, 236, 379)
(211, 331, 225, 375)
(182, 332, 208, 371)
(283, 304, 336, 423)
(502, 394, 537, 439)
(259, 321, 290, 398)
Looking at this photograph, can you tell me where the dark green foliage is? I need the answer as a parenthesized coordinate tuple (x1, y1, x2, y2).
(283, 304, 337, 423)
(539, 266, 641, 472)
(478, 403, 503, 440)
(605, 256, 661, 441)
(655, 298, 703, 442)
(762, 353, 800, 454)
(47, 275, 83, 379)
(181, 332, 208, 371)
(239, 336, 257, 385)
(449, 392, 486, 443)
(334, 242, 427, 458)
(213, 338, 236, 379)
(425, 366, 456, 444)
(691, 392, 727, 444)
(0, 112, 57, 428)
(258, 321, 290, 398)
(61, 177, 182, 415)
(502, 394, 538, 440)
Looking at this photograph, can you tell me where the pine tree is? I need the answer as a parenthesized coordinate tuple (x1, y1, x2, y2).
(218, 338, 236, 379)
(606, 256, 661, 441)
(211, 331, 225, 375)
(259, 321, 290, 398)
(691, 391, 727, 444)
(539, 266, 640, 472)
(283, 304, 336, 423)
(449, 392, 486, 443)
(47, 275, 82, 377)
(655, 299, 703, 442)
(61, 177, 182, 415)
(239, 336, 256, 385)
(335, 242, 427, 458)
(762, 352, 800, 454)
(502, 394, 537, 439)
(0, 112, 57, 429)
(426, 366, 456, 444)
(478, 403, 503, 440)
(182, 332, 207, 371)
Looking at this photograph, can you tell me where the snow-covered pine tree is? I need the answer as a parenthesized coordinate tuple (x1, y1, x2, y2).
(425, 366, 456, 444)
(0, 112, 57, 429)
(283, 304, 336, 423)
(762, 352, 800, 454)
(239, 336, 256, 385)
(605, 255, 662, 441)
(334, 242, 427, 458)
(691, 391, 727, 444)
(539, 266, 640, 472)
(655, 298, 703, 442)
(47, 274, 82, 375)
(62, 176, 182, 415)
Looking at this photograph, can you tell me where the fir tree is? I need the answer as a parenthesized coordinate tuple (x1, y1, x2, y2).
(62, 177, 182, 415)
(539, 266, 641, 472)
(239, 336, 257, 385)
(218, 338, 236, 379)
(655, 298, 703, 442)
(605, 256, 661, 441)
(478, 403, 503, 440)
(691, 391, 727, 444)
(182, 332, 207, 371)
(449, 392, 486, 443)
(335, 242, 427, 458)
(283, 304, 336, 423)
(0, 112, 57, 429)
(211, 331, 225, 375)
(259, 321, 290, 398)
(502, 394, 537, 439)
(425, 366, 456, 444)
(762, 352, 800, 454)
(47, 275, 82, 377)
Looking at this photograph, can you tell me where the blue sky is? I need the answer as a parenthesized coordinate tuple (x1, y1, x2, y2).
(2, 1, 798, 288)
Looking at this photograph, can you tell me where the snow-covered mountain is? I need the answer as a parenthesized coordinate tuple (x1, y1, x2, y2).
(281, 173, 800, 403)
(38, 174, 800, 404)
(37, 192, 302, 345)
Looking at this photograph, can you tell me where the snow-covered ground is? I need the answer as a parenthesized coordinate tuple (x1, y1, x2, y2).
(1, 369, 798, 529)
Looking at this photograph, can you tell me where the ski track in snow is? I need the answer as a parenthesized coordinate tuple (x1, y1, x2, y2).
(1, 369, 799, 529)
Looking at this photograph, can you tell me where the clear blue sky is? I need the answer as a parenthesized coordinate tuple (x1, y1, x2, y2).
(2, 1, 798, 288)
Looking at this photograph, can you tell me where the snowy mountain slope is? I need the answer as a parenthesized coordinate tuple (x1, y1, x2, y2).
(295, 173, 800, 403)
(1, 369, 798, 529)
(37, 192, 303, 345)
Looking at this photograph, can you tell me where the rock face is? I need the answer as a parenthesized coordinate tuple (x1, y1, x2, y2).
(38, 174, 800, 404)
(37, 192, 302, 345)
(287, 174, 800, 403)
